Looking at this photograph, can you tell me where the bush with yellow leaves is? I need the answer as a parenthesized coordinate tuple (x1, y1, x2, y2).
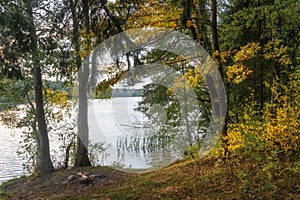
(219, 72, 299, 173)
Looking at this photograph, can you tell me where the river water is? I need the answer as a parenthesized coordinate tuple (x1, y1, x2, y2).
(0, 97, 183, 184)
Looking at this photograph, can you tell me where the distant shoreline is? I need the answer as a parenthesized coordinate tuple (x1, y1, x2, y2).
(112, 88, 143, 97)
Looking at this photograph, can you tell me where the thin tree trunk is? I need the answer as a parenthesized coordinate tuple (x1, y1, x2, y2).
(211, 0, 220, 53)
(181, 66, 192, 146)
(211, 0, 229, 158)
(25, 0, 54, 174)
(195, 0, 212, 52)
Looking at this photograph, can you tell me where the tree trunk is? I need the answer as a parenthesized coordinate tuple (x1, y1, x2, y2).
(70, 0, 91, 167)
(181, 0, 192, 28)
(195, 0, 212, 52)
(211, 0, 229, 158)
(211, 0, 220, 54)
(34, 66, 55, 174)
(25, 0, 54, 174)
(76, 59, 91, 167)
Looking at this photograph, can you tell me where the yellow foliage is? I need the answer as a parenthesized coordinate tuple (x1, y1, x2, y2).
(186, 20, 193, 28)
(127, 0, 182, 29)
(263, 39, 291, 65)
(167, 66, 203, 94)
(79, 29, 96, 60)
(223, 41, 292, 84)
(43, 88, 69, 108)
(225, 125, 244, 155)
(219, 78, 300, 160)
(233, 42, 261, 62)
(226, 64, 253, 84)
(183, 68, 202, 88)
(224, 43, 261, 84)
(263, 94, 299, 153)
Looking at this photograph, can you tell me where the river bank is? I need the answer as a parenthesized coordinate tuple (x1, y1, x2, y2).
(0, 157, 299, 200)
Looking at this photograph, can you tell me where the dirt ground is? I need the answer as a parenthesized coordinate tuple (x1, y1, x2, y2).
(1, 166, 132, 200)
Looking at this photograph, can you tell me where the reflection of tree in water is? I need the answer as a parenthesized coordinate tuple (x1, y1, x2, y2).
(114, 55, 212, 169)
(115, 77, 211, 169)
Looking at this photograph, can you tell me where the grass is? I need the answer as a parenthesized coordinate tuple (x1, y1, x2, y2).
(0, 157, 299, 199)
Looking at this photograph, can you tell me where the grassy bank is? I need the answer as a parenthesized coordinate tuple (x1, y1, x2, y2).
(0, 157, 299, 200)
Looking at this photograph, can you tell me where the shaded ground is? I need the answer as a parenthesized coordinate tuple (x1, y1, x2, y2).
(0, 166, 131, 200)
(0, 158, 299, 199)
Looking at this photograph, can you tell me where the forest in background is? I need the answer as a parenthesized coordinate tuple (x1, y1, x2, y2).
(0, 0, 299, 198)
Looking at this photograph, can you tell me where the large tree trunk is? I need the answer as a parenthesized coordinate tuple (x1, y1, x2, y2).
(76, 60, 91, 167)
(70, 0, 91, 167)
(25, 0, 54, 174)
(33, 66, 55, 174)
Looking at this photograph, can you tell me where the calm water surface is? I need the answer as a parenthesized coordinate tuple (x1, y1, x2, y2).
(0, 125, 25, 184)
(0, 97, 183, 184)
